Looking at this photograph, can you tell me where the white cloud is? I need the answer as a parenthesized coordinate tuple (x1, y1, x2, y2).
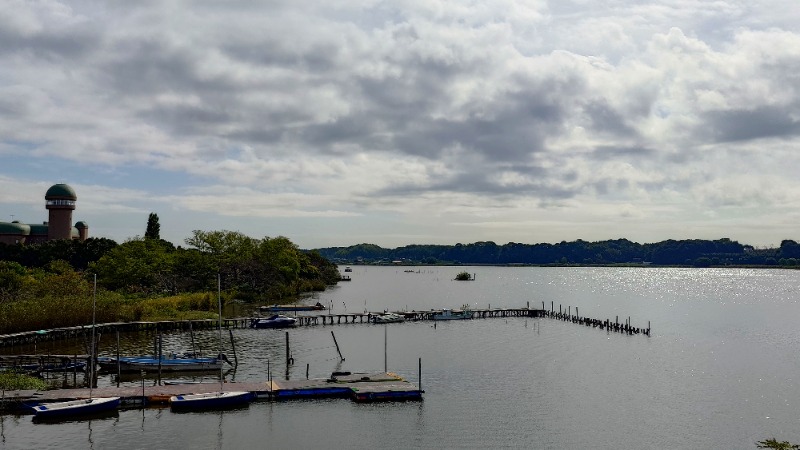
(2, 0, 800, 248)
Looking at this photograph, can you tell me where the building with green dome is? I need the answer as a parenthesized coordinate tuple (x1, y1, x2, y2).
(0, 183, 89, 245)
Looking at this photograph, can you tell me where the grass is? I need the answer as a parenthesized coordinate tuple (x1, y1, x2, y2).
(0, 371, 49, 391)
(0, 291, 223, 334)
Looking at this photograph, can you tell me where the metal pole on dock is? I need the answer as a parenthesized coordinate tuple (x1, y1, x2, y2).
(285, 331, 291, 369)
(189, 321, 196, 356)
(116, 329, 121, 387)
(418, 357, 422, 393)
(384, 325, 388, 373)
(157, 331, 163, 385)
(331, 331, 344, 361)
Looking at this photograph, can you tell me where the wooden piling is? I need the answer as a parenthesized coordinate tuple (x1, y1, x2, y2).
(331, 331, 344, 361)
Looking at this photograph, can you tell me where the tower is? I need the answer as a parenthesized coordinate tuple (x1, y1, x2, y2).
(45, 183, 77, 240)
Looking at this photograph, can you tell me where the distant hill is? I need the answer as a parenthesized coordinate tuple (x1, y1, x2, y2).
(312, 238, 800, 267)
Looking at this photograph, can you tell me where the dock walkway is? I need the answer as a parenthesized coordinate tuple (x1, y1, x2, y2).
(1, 372, 422, 413)
(1, 304, 650, 347)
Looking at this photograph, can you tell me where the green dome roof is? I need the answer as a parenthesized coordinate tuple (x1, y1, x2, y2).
(0, 222, 31, 235)
(45, 184, 77, 200)
(75, 221, 89, 228)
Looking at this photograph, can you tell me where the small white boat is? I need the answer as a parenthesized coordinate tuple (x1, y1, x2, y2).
(31, 397, 121, 419)
(33, 276, 120, 420)
(170, 275, 251, 411)
(373, 313, 405, 324)
(169, 391, 252, 410)
(431, 309, 473, 320)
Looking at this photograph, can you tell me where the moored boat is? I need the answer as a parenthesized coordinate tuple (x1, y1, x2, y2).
(260, 302, 326, 312)
(169, 391, 252, 411)
(250, 314, 297, 328)
(31, 397, 121, 419)
(32, 275, 120, 420)
(373, 313, 405, 324)
(97, 354, 229, 373)
(431, 308, 473, 320)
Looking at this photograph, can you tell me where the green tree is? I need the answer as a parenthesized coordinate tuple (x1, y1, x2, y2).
(0, 261, 27, 303)
(90, 238, 175, 294)
(145, 213, 161, 240)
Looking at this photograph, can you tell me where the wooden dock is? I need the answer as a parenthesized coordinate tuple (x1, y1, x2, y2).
(0, 372, 423, 413)
(0, 304, 650, 348)
(0, 308, 545, 347)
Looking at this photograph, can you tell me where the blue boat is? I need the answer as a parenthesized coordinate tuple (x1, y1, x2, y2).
(97, 353, 230, 373)
(170, 274, 252, 411)
(260, 302, 326, 312)
(250, 315, 297, 328)
(32, 275, 121, 421)
(19, 360, 87, 373)
(31, 397, 121, 419)
(169, 391, 252, 410)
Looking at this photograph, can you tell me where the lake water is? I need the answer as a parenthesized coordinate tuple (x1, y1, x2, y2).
(3, 266, 800, 449)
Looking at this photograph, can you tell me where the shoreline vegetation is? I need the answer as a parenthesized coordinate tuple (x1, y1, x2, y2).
(0, 230, 340, 335)
(2, 233, 800, 336)
(315, 238, 800, 267)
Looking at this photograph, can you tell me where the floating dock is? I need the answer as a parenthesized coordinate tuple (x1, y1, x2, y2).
(0, 372, 422, 413)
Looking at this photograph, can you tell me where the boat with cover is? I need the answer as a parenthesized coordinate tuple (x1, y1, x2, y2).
(431, 308, 473, 320)
(373, 313, 405, 324)
(170, 274, 250, 411)
(260, 302, 326, 312)
(32, 275, 120, 419)
(97, 353, 229, 373)
(250, 314, 297, 328)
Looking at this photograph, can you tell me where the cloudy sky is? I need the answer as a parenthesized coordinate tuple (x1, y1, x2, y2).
(1, 0, 800, 249)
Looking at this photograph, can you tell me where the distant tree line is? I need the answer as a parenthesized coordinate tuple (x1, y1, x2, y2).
(315, 238, 800, 267)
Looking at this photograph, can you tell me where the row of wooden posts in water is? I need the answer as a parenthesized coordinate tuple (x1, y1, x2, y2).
(0, 303, 650, 348)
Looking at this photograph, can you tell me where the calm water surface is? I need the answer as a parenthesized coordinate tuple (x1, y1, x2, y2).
(3, 266, 800, 449)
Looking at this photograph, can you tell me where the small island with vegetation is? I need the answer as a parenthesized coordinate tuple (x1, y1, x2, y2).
(454, 271, 473, 281)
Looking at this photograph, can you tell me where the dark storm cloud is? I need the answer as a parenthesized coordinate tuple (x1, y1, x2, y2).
(701, 107, 800, 143)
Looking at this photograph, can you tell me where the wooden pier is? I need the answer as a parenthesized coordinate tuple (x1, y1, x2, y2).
(0, 371, 423, 413)
(0, 304, 650, 348)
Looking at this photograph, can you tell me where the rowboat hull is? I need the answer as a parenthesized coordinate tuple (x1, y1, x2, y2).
(97, 357, 224, 373)
(31, 397, 121, 419)
(169, 391, 252, 410)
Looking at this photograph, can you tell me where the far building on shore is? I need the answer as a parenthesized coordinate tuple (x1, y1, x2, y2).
(0, 183, 89, 245)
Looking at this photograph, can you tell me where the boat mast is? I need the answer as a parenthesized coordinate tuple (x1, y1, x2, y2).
(218, 273, 223, 391)
(90, 274, 97, 400)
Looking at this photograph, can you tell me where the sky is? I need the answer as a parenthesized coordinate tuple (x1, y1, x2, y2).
(1, 0, 800, 250)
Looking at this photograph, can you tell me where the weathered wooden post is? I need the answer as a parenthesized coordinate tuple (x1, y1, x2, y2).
(331, 331, 344, 361)
(229, 329, 238, 368)
(285, 331, 291, 368)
